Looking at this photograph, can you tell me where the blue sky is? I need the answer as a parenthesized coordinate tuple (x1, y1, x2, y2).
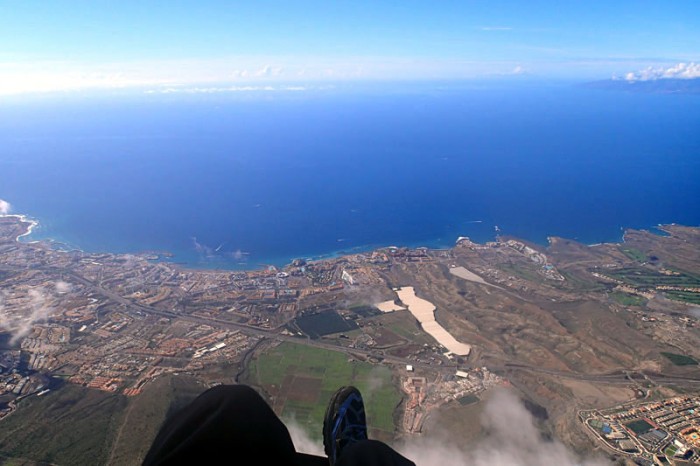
(1, 0, 699, 93)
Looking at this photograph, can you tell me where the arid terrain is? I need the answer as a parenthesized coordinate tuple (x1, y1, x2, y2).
(0, 215, 698, 465)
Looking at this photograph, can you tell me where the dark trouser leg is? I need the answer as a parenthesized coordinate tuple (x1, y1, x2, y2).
(143, 384, 322, 465)
(337, 439, 416, 466)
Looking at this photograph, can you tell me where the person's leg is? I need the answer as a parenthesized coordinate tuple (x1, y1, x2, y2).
(337, 440, 415, 466)
(143, 384, 322, 465)
(323, 386, 416, 466)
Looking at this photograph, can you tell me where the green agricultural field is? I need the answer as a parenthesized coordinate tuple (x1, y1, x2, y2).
(380, 312, 432, 345)
(602, 267, 700, 289)
(247, 342, 402, 442)
(558, 271, 607, 292)
(610, 291, 646, 306)
(664, 290, 700, 305)
(620, 247, 648, 263)
(496, 263, 541, 283)
(601, 264, 700, 305)
(661, 352, 698, 366)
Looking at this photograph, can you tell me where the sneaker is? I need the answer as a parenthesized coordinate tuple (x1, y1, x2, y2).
(323, 386, 368, 465)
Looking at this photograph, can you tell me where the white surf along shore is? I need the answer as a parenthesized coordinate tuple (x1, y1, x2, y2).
(0, 213, 39, 241)
(392, 286, 471, 356)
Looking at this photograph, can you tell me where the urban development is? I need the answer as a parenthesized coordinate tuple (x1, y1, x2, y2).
(0, 214, 699, 465)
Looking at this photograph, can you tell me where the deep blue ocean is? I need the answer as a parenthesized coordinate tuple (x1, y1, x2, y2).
(1, 81, 699, 269)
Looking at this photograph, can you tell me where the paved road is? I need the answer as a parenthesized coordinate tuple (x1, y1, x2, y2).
(69, 268, 700, 387)
(499, 362, 700, 386)
(61, 268, 459, 373)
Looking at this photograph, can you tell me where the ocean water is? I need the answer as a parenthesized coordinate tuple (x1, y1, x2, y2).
(1, 81, 699, 269)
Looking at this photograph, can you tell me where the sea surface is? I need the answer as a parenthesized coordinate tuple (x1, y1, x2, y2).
(1, 81, 699, 269)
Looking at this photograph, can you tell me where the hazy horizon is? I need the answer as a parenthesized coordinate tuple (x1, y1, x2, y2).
(2, 1, 699, 95)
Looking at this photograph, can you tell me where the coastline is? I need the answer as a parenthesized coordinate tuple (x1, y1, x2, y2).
(0, 214, 39, 242)
(162, 223, 644, 270)
(2, 210, 697, 272)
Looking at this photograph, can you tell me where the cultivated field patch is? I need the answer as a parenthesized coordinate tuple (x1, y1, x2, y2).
(248, 341, 402, 441)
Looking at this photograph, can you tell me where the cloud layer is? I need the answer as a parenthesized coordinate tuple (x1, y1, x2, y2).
(145, 85, 307, 94)
(622, 62, 700, 82)
(0, 57, 536, 96)
(399, 389, 610, 466)
(289, 388, 609, 465)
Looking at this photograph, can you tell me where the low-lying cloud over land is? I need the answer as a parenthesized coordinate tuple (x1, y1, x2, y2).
(289, 388, 610, 465)
(55, 281, 73, 294)
(397, 389, 609, 466)
(399, 389, 610, 466)
(0, 287, 53, 345)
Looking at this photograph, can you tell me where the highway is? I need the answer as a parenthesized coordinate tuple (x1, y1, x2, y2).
(3, 264, 699, 388)
(499, 362, 700, 387)
(66, 267, 700, 388)
(61, 268, 459, 373)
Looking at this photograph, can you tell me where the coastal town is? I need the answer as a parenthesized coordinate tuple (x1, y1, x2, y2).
(581, 396, 700, 464)
(0, 214, 500, 414)
(1, 213, 699, 465)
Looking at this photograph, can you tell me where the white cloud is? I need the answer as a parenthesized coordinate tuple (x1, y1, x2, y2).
(0, 287, 52, 345)
(0, 56, 542, 96)
(285, 418, 325, 457)
(145, 85, 306, 94)
(254, 65, 284, 77)
(0, 61, 176, 95)
(0, 199, 10, 215)
(7, 55, 664, 95)
(623, 62, 700, 82)
(232, 69, 250, 79)
(55, 281, 72, 294)
(231, 65, 284, 79)
(398, 389, 610, 466)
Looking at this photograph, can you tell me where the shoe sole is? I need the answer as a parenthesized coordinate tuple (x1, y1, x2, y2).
(323, 386, 363, 461)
